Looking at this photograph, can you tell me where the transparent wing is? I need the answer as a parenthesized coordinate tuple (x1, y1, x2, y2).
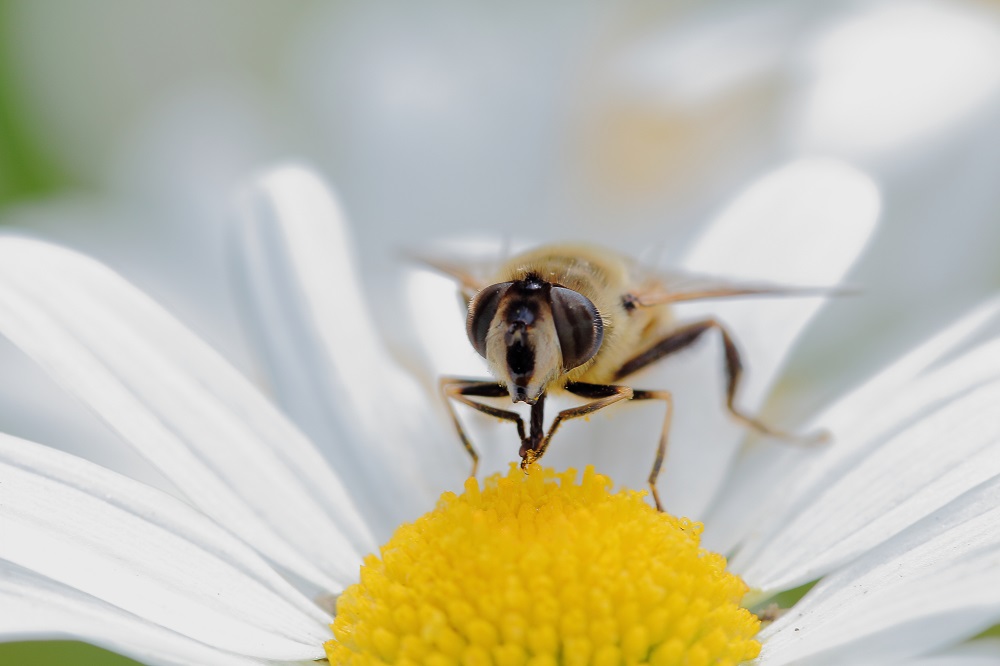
(404, 239, 523, 380)
(407, 253, 490, 302)
(628, 269, 855, 307)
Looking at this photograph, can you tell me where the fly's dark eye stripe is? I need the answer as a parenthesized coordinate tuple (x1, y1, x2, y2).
(466, 282, 512, 358)
(550, 286, 603, 370)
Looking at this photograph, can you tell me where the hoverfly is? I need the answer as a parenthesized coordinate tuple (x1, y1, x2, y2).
(427, 243, 823, 510)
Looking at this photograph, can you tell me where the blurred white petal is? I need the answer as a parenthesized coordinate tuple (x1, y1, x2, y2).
(795, 1, 1000, 157)
(758, 477, 1000, 665)
(0, 235, 372, 590)
(610, 7, 789, 109)
(405, 269, 487, 378)
(621, 158, 879, 518)
(232, 164, 461, 528)
(0, 563, 279, 666)
(403, 237, 519, 379)
(892, 640, 1000, 666)
(707, 297, 1000, 552)
(0, 438, 329, 661)
(292, 3, 595, 253)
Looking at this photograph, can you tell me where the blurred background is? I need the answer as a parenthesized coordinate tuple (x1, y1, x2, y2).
(2, 0, 1000, 663)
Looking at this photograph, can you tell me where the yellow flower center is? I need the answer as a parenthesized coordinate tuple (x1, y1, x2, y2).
(326, 466, 760, 665)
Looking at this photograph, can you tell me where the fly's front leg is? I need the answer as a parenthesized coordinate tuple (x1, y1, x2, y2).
(524, 383, 633, 468)
(614, 318, 824, 444)
(560, 383, 673, 511)
(521, 382, 673, 511)
(629, 389, 674, 512)
(440, 377, 526, 477)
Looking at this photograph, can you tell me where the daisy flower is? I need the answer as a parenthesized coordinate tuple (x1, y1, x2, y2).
(3, 161, 1000, 665)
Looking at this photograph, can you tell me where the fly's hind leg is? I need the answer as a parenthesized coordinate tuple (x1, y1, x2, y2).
(613, 318, 825, 444)
(440, 377, 526, 477)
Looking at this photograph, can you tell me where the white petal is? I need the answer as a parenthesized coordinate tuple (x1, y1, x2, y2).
(406, 269, 486, 377)
(0, 437, 330, 660)
(737, 356, 1000, 591)
(0, 562, 282, 666)
(706, 297, 1000, 552)
(891, 640, 1000, 666)
(631, 159, 880, 517)
(758, 477, 1000, 666)
(0, 235, 372, 591)
(232, 164, 461, 526)
(795, 3, 1000, 157)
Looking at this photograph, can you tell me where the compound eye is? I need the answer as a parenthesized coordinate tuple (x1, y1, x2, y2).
(550, 286, 604, 370)
(466, 282, 512, 358)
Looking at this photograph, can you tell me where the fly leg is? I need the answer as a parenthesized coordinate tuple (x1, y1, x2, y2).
(613, 318, 824, 443)
(440, 377, 526, 477)
(554, 383, 673, 511)
(626, 389, 674, 511)
(524, 383, 633, 468)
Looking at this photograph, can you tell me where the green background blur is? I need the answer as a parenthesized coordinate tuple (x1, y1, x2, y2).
(0, 3, 71, 207)
(0, 641, 139, 666)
